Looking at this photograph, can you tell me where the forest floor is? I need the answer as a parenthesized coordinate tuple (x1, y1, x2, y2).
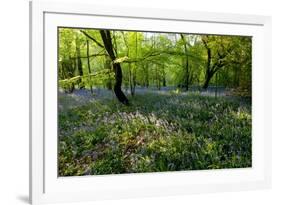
(58, 88, 252, 176)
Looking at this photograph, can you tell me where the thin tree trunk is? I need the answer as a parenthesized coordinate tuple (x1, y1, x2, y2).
(132, 32, 138, 95)
(129, 63, 134, 96)
(132, 65, 136, 95)
(215, 73, 218, 98)
(185, 60, 189, 91)
(180, 34, 190, 91)
(76, 40, 84, 89)
(162, 64, 166, 87)
(86, 40, 93, 94)
(155, 66, 161, 90)
(145, 64, 149, 87)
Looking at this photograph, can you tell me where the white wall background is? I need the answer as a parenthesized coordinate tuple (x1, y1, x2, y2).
(0, 0, 279, 204)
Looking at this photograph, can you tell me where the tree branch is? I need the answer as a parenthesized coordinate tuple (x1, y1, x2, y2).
(80, 30, 104, 48)
(70, 53, 107, 59)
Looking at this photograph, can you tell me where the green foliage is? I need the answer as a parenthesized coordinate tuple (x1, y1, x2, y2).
(58, 92, 251, 176)
(58, 70, 115, 91)
(58, 28, 252, 92)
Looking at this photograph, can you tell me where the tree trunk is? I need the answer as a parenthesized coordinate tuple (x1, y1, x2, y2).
(162, 64, 166, 87)
(180, 34, 190, 91)
(234, 65, 240, 88)
(129, 63, 134, 96)
(86, 40, 93, 94)
(104, 57, 112, 90)
(144, 64, 149, 87)
(202, 36, 226, 90)
(203, 71, 213, 90)
(215, 73, 218, 98)
(202, 39, 212, 90)
(76, 41, 84, 89)
(61, 57, 76, 93)
(100, 30, 129, 105)
(184, 59, 189, 91)
(113, 63, 129, 105)
(132, 65, 136, 95)
(132, 32, 137, 94)
(155, 66, 161, 90)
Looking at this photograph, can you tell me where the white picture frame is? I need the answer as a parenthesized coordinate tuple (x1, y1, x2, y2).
(29, 0, 272, 204)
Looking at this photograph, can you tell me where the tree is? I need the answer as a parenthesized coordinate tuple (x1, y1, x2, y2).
(59, 28, 77, 93)
(100, 30, 129, 105)
(75, 35, 84, 89)
(201, 35, 232, 89)
(180, 34, 192, 90)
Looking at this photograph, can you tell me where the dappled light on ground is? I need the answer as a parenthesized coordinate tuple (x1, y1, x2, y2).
(58, 89, 251, 176)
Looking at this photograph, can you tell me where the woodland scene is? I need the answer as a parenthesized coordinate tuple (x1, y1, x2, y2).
(58, 28, 252, 176)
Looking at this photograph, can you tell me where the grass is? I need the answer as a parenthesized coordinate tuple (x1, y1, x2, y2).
(58, 91, 252, 176)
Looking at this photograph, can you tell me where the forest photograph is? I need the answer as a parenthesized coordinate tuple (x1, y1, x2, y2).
(58, 27, 252, 176)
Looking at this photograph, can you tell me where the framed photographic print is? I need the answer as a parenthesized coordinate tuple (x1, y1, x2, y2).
(29, 0, 272, 204)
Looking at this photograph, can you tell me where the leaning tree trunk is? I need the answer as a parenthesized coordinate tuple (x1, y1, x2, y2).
(100, 30, 129, 105)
